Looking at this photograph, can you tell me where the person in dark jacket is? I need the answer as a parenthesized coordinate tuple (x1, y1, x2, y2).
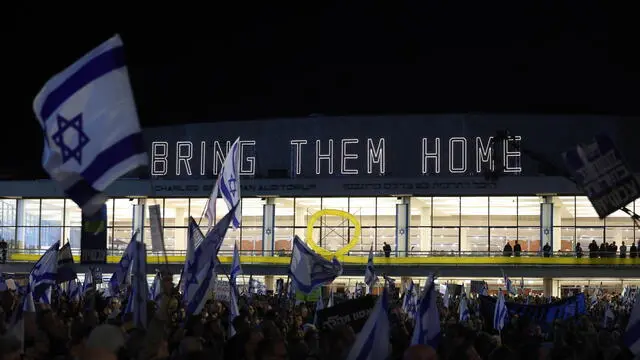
(588, 240, 599, 258)
(630, 242, 638, 259)
(513, 240, 522, 257)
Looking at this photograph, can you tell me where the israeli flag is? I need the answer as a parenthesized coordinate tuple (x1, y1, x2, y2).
(180, 217, 204, 298)
(186, 208, 235, 315)
(228, 283, 241, 337)
(623, 291, 640, 355)
(149, 273, 162, 302)
(29, 241, 60, 294)
(109, 233, 137, 296)
(289, 235, 343, 294)
(218, 138, 242, 228)
(411, 276, 441, 348)
(33, 34, 147, 216)
(402, 281, 417, 319)
(493, 289, 508, 332)
(132, 241, 148, 329)
(459, 292, 470, 322)
(230, 242, 242, 286)
(67, 279, 81, 302)
(346, 288, 391, 360)
(364, 245, 378, 293)
(82, 270, 94, 295)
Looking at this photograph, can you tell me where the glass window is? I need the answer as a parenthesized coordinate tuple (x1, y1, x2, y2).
(558, 227, 576, 253)
(320, 198, 349, 226)
(518, 196, 541, 227)
(41, 226, 62, 249)
(432, 197, 459, 226)
(606, 202, 636, 227)
(461, 197, 488, 226)
(409, 197, 431, 227)
(240, 227, 262, 254)
(274, 227, 295, 252)
(489, 197, 517, 226)
(0, 227, 15, 245)
(20, 199, 41, 226)
(294, 198, 321, 227)
(349, 197, 376, 227)
(164, 198, 189, 227)
(144, 199, 164, 227)
(242, 198, 264, 227)
(576, 227, 604, 246)
(0, 199, 16, 227)
(221, 228, 240, 255)
(41, 199, 64, 227)
(376, 197, 397, 227)
(518, 227, 540, 253)
(64, 200, 82, 228)
(462, 227, 488, 254)
(274, 198, 294, 227)
(376, 227, 395, 252)
(489, 227, 514, 254)
(409, 226, 431, 255)
(556, 196, 576, 227)
(17, 199, 40, 249)
(113, 199, 135, 229)
(432, 227, 458, 253)
(606, 227, 634, 247)
(576, 196, 603, 227)
(113, 227, 133, 251)
(189, 198, 208, 224)
(357, 227, 376, 256)
(162, 227, 187, 252)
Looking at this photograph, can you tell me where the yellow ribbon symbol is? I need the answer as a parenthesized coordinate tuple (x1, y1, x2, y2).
(305, 209, 361, 257)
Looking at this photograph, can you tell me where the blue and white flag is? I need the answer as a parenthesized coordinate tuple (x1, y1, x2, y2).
(218, 138, 242, 228)
(493, 289, 508, 332)
(289, 235, 343, 294)
(149, 273, 162, 302)
(33, 35, 147, 216)
(186, 208, 235, 315)
(67, 279, 81, 302)
(228, 282, 241, 337)
(327, 288, 334, 308)
(180, 217, 204, 299)
(29, 241, 60, 295)
(109, 232, 137, 296)
(411, 276, 441, 348)
(459, 292, 470, 322)
(346, 288, 391, 360)
(132, 241, 148, 328)
(402, 281, 417, 319)
(230, 242, 242, 286)
(56, 242, 77, 283)
(38, 287, 52, 305)
(364, 245, 378, 293)
(82, 270, 94, 295)
(623, 291, 640, 355)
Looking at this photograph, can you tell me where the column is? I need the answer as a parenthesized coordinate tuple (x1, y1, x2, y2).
(419, 205, 432, 253)
(264, 275, 275, 292)
(396, 197, 409, 257)
(459, 227, 469, 254)
(174, 207, 187, 252)
(133, 201, 145, 243)
(16, 200, 24, 249)
(543, 277, 553, 297)
(540, 196, 554, 254)
(263, 199, 275, 256)
(552, 201, 562, 253)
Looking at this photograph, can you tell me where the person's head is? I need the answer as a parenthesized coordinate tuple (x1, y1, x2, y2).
(0, 335, 21, 360)
(256, 338, 287, 360)
(403, 344, 438, 360)
(514, 240, 518, 244)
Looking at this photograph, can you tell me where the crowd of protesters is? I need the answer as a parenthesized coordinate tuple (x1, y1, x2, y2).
(0, 276, 638, 360)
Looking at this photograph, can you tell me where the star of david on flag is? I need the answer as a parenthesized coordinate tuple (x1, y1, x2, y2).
(33, 34, 147, 216)
(216, 137, 242, 228)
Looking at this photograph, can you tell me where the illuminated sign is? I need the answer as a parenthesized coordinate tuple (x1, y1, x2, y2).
(149, 136, 522, 178)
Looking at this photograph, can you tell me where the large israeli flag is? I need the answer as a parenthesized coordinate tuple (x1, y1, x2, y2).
(109, 232, 137, 296)
(364, 245, 378, 293)
(288, 236, 343, 294)
(493, 289, 508, 332)
(346, 288, 391, 360)
(29, 241, 60, 294)
(33, 34, 147, 216)
(180, 217, 204, 299)
(218, 137, 242, 228)
(411, 276, 441, 348)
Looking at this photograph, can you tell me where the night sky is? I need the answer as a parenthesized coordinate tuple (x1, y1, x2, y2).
(4, 3, 639, 178)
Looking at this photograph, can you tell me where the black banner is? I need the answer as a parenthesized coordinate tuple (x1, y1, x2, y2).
(80, 204, 107, 264)
(316, 295, 376, 333)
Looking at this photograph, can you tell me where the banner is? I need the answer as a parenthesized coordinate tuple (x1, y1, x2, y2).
(214, 280, 231, 302)
(316, 295, 376, 333)
(478, 293, 586, 331)
(563, 134, 640, 218)
(81, 204, 107, 264)
(148, 204, 165, 252)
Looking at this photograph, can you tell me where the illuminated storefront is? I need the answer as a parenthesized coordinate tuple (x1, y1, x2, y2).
(0, 114, 638, 258)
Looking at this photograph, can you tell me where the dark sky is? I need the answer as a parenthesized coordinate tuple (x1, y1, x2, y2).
(4, 3, 639, 178)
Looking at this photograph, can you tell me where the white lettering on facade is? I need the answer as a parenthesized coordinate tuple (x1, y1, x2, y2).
(213, 141, 231, 175)
(367, 138, 385, 175)
(290, 140, 307, 175)
(151, 141, 168, 176)
(341, 139, 359, 175)
(503, 136, 522, 173)
(199, 141, 206, 176)
(315, 139, 334, 175)
(449, 137, 467, 173)
(239, 140, 257, 175)
(421, 137, 441, 174)
(475, 137, 494, 173)
(176, 141, 193, 176)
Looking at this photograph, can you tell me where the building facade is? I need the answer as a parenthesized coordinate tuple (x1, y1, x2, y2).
(0, 114, 638, 260)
